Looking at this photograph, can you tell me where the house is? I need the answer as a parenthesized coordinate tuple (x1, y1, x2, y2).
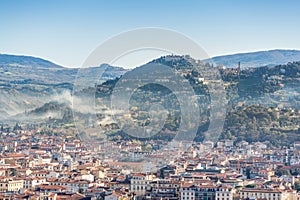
(130, 173, 155, 196)
(240, 188, 297, 200)
(0, 177, 24, 192)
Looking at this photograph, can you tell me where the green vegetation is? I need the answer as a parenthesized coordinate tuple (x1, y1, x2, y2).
(2, 54, 300, 147)
(94, 57, 300, 146)
(293, 181, 300, 191)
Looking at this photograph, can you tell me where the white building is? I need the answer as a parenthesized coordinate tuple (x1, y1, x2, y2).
(240, 188, 297, 200)
(24, 177, 46, 190)
(130, 173, 155, 196)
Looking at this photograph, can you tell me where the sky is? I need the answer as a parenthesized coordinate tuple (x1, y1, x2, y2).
(0, 0, 300, 68)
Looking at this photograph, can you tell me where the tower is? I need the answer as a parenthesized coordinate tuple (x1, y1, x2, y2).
(237, 62, 241, 81)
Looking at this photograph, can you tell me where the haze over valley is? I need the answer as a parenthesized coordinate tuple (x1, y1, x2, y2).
(1, 49, 300, 146)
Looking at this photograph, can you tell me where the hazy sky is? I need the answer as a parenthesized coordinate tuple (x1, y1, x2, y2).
(0, 0, 300, 68)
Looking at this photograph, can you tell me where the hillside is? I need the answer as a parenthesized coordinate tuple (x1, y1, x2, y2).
(2, 52, 300, 146)
(0, 54, 127, 119)
(0, 54, 64, 69)
(0, 54, 127, 84)
(210, 49, 300, 68)
(93, 55, 300, 146)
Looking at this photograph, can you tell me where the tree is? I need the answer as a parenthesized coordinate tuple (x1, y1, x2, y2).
(246, 167, 252, 179)
(78, 188, 84, 194)
(11, 168, 17, 176)
(245, 184, 255, 188)
(144, 144, 152, 151)
(275, 168, 291, 176)
(293, 181, 300, 191)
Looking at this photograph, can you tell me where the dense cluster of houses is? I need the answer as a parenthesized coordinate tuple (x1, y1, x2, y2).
(0, 128, 300, 199)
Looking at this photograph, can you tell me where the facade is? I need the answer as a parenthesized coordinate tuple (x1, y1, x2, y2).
(240, 188, 297, 200)
(130, 173, 155, 196)
(181, 184, 233, 200)
(24, 177, 46, 190)
(48, 179, 92, 193)
(0, 178, 24, 192)
(146, 179, 179, 199)
(215, 185, 234, 200)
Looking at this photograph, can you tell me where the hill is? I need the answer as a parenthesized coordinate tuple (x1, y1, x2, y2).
(0, 54, 127, 84)
(93, 55, 300, 146)
(0, 54, 64, 69)
(0, 54, 127, 119)
(209, 49, 300, 68)
(2, 52, 300, 146)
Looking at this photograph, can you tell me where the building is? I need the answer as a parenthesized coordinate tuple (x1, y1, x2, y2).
(215, 185, 234, 200)
(240, 188, 297, 200)
(0, 177, 24, 192)
(130, 173, 155, 196)
(181, 184, 218, 200)
(145, 179, 180, 199)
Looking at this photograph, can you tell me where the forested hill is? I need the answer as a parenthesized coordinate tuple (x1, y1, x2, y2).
(94, 56, 300, 146)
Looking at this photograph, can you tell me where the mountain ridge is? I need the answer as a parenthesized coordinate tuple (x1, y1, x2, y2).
(2, 49, 300, 72)
(0, 54, 128, 85)
(0, 53, 64, 69)
(1, 53, 300, 146)
(209, 49, 300, 68)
